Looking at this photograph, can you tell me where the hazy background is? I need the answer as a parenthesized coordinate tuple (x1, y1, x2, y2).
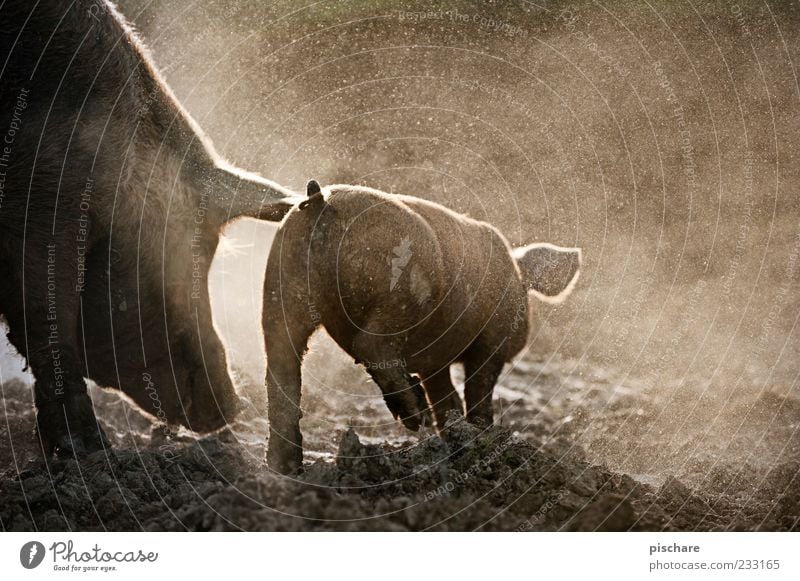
(3, 0, 798, 454)
(119, 0, 799, 383)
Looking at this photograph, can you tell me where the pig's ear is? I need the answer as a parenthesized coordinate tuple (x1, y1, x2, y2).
(299, 179, 325, 210)
(512, 243, 581, 304)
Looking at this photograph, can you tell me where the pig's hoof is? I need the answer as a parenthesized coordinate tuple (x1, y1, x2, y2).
(396, 403, 433, 432)
(267, 452, 302, 476)
(466, 413, 493, 428)
(81, 424, 111, 454)
(267, 440, 303, 475)
(36, 395, 111, 458)
(37, 430, 88, 458)
(55, 434, 87, 457)
(47, 425, 109, 458)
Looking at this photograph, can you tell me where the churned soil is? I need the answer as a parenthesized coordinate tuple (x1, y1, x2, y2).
(1, 350, 797, 531)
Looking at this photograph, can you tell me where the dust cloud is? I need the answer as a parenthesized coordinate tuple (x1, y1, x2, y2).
(127, 0, 800, 476)
(1, 0, 798, 530)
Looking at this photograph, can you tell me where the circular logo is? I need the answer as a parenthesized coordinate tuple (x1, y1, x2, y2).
(19, 541, 45, 569)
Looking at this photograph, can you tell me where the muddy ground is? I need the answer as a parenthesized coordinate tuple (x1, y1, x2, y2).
(2, 0, 799, 531)
(1, 340, 797, 531)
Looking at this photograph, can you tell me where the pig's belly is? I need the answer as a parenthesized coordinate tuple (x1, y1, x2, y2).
(398, 302, 487, 374)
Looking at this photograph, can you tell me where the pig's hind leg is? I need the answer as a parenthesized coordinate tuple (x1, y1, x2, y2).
(463, 346, 506, 427)
(5, 235, 108, 457)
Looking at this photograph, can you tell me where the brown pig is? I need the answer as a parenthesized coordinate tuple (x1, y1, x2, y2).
(263, 181, 581, 473)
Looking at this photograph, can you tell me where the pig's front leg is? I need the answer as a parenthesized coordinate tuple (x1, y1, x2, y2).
(263, 297, 315, 475)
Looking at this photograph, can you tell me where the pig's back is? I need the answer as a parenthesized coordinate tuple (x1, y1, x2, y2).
(397, 194, 515, 292)
(321, 186, 503, 304)
(399, 195, 525, 341)
(308, 186, 447, 336)
(313, 186, 524, 368)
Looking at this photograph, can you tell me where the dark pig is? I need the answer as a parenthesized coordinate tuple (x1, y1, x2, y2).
(0, 0, 302, 455)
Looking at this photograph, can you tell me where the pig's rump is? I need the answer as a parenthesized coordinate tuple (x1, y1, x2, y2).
(302, 186, 525, 371)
